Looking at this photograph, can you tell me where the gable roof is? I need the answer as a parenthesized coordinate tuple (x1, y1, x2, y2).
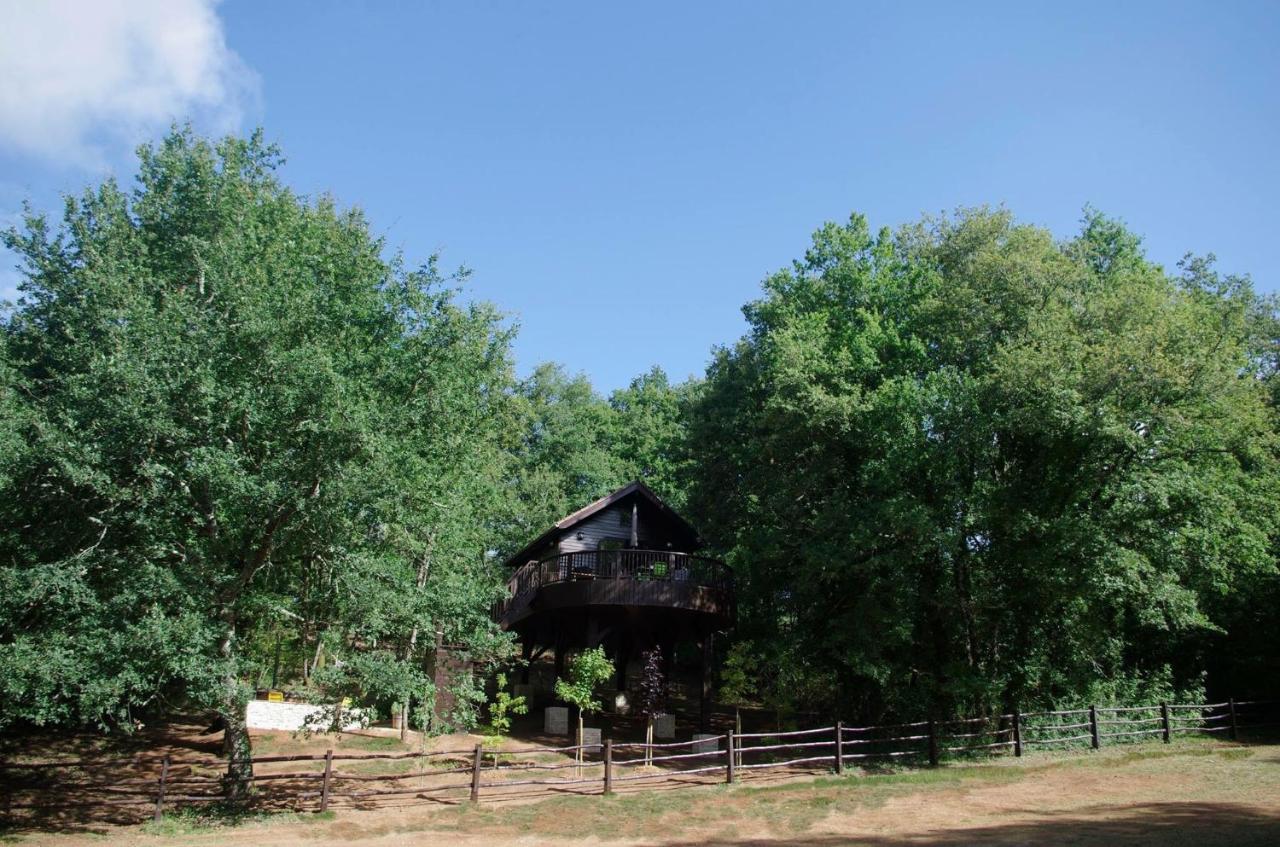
(503, 480, 700, 568)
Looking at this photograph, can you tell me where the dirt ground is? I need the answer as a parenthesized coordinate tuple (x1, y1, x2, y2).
(4, 740, 1279, 847)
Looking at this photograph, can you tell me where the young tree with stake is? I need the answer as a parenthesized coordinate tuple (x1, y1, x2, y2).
(554, 647, 614, 775)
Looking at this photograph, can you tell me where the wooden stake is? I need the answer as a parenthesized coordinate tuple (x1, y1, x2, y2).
(1228, 698, 1239, 742)
(1012, 708, 1022, 758)
(1089, 705, 1100, 750)
(153, 755, 170, 823)
(927, 719, 939, 767)
(1160, 702, 1171, 743)
(320, 749, 333, 812)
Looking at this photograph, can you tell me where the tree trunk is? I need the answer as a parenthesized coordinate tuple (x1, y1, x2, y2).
(400, 545, 433, 742)
(218, 621, 254, 801)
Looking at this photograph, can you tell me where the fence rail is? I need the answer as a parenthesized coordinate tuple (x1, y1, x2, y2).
(2, 698, 1276, 823)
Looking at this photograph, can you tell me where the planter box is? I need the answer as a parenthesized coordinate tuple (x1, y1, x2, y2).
(653, 713, 676, 739)
(692, 733, 720, 754)
(544, 706, 569, 735)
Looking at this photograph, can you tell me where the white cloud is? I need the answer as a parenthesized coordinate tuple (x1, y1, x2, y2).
(0, 0, 257, 167)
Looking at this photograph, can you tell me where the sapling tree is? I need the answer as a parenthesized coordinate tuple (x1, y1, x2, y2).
(484, 671, 528, 768)
(634, 647, 668, 765)
(554, 647, 614, 774)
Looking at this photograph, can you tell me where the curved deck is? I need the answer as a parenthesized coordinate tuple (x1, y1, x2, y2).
(497, 549, 734, 630)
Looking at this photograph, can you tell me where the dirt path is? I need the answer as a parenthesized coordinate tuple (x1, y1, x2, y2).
(7, 743, 1280, 846)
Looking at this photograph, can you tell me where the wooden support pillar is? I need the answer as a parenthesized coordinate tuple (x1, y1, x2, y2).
(700, 632, 715, 731)
(614, 634, 629, 691)
(520, 637, 534, 685)
(554, 636, 566, 680)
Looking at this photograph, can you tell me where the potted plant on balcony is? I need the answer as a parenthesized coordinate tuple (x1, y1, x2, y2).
(554, 647, 615, 776)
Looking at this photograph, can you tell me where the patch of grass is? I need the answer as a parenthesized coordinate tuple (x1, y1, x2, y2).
(337, 734, 407, 752)
(140, 804, 324, 837)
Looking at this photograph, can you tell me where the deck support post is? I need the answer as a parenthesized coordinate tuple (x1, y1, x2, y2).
(700, 632, 715, 731)
(520, 637, 534, 685)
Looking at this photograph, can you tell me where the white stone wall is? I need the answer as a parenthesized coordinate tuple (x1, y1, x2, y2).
(245, 699, 367, 732)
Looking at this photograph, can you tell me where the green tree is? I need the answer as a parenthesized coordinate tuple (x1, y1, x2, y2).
(554, 646, 614, 772)
(0, 128, 516, 795)
(608, 367, 699, 509)
(688, 208, 1280, 720)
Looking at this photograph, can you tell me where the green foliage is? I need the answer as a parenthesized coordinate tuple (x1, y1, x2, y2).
(497, 363, 698, 557)
(488, 671, 528, 736)
(634, 647, 667, 719)
(0, 128, 517, 751)
(687, 208, 1280, 718)
(554, 647, 615, 717)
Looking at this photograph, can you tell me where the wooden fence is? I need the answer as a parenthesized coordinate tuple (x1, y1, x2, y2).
(2, 698, 1276, 824)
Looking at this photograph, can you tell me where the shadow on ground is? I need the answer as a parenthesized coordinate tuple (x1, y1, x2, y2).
(660, 802, 1278, 847)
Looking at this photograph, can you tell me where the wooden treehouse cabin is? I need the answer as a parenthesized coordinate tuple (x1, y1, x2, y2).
(496, 481, 734, 729)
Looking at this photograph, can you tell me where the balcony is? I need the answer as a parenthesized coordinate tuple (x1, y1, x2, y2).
(496, 549, 734, 630)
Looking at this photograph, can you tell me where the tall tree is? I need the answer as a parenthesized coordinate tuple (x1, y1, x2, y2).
(608, 366, 698, 510)
(688, 208, 1280, 720)
(0, 129, 515, 792)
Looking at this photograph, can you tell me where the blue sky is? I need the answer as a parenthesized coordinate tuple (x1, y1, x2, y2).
(2, 1, 1277, 392)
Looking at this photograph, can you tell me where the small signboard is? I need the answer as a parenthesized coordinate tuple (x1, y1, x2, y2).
(267, 690, 284, 703)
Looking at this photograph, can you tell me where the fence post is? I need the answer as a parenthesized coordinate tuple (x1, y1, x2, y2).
(1228, 698, 1239, 741)
(726, 731, 736, 784)
(1012, 708, 1022, 758)
(320, 749, 333, 812)
(927, 719, 939, 767)
(1088, 706, 1099, 750)
(470, 743, 483, 803)
(603, 739, 613, 795)
(1160, 702, 1171, 743)
(153, 755, 170, 823)
(834, 722, 844, 774)
(735, 709, 743, 768)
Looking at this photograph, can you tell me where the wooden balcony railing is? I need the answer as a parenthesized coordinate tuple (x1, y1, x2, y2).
(496, 549, 734, 625)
